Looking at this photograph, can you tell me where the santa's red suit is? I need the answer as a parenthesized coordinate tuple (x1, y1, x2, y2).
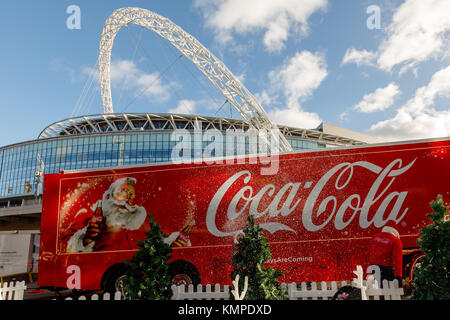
(60, 177, 188, 253)
(368, 220, 403, 279)
(63, 199, 149, 253)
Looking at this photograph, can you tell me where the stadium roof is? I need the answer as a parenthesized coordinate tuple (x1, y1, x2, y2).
(39, 113, 369, 146)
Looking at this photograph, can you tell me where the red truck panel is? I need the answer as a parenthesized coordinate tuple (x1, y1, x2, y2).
(38, 138, 450, 290)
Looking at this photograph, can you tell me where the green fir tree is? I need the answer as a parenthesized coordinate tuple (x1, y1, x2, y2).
(412, 195, 450, 300)
(122, 215, 173, 300)
(230, 215, 287, 300)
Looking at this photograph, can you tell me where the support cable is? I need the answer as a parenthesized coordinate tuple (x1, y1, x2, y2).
(116, 26, 143, 111)
(123, 27, 192, 115)
(71, 60, 97, 117)
(156, 34, 225, 114)
(121, 53, 184, 113)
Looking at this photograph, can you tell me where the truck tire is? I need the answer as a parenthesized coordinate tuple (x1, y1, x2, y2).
(102, 264, 127, 294)
(169, 260, 201, 286)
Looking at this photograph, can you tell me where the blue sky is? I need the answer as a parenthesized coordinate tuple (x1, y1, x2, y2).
(0, 0, 449, 147)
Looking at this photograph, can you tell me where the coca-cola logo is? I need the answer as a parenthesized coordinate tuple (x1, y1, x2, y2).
(206, 158, 416, 237)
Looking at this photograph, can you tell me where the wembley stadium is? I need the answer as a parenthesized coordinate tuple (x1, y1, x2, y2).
(0, 113, 380, 277)
(0, 113, 376, 200)
(0, 7, 382, 284)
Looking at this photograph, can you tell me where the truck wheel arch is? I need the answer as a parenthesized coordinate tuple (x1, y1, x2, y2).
(169, 260, 201, 286)
(408, 253, 425, 281)
(402, 251, 424, 295)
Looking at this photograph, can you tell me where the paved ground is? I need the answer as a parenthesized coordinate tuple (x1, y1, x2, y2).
(23, 282, 71, 300)
(2, 273, 101, 300)
(22, 281, 104, 300)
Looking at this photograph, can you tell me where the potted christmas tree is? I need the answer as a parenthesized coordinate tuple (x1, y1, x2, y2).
(122, 215, 173, 300)
(412, 195, 450, 300)
(230, 215, 287, 300)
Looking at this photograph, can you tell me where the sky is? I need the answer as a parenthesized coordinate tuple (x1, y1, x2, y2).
(0, 0, 449, 147)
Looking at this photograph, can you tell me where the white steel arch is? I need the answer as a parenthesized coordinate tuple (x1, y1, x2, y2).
(98, 7, 293, 152)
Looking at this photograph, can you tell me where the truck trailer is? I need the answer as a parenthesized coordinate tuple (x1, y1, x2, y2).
(38, 137, 450, 291)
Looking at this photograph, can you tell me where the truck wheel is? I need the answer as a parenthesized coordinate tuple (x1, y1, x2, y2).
(102, 264, 127, 294)
(169, 261, 201, 287)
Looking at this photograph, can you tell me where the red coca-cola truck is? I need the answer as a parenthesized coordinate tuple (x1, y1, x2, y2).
(38, 138, 449, 291)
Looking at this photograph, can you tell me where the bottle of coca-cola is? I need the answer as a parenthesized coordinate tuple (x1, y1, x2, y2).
(172, 219, 195, 247)
(83, 204, 104, 246)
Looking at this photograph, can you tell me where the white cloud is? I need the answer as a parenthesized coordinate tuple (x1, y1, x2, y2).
(341, 48, 376, 67)
(267, 50, 326, 128)
(51, 59, 83, 82)
(367, 65, 450, 141)
(168, 99, 197, 114)
(83, 59, 174, 103)
(254, 90, 272, 107)
(235, 72, 246, 83)
(109, 60, 173, 102)
(263, 12, 290, 50)
(194, 0, 327, 52)
(339, 110, 350, 121)
(269, 104, 322, 129)
(352, 82, 400, 113)
(269, 51, 328, 102)
(342, 0, 450, 74)
(377, 0, 450, 72)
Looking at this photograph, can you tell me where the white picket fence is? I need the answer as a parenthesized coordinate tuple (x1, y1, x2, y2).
(282, 280, 403, 300)
(171, 279, 403, 300)
(1, 265, 404, 301)
(51, 279, 403, 301)
(1, 280, 403, 301)
(351, 264, 404, 300)
(363, 279, 404, 300)
(171, 283, 230, 300)
(0, 281, 27, 300)
(282, 281, 349, 300)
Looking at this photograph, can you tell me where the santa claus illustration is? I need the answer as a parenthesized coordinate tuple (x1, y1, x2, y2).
(65, 177, 148, 252)
(63, 177, 194, 253)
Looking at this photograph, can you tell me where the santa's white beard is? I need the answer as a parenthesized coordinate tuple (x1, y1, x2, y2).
(101, 197, 146, 230)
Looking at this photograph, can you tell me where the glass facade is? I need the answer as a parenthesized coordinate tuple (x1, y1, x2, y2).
(0, 131, 324, 198)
